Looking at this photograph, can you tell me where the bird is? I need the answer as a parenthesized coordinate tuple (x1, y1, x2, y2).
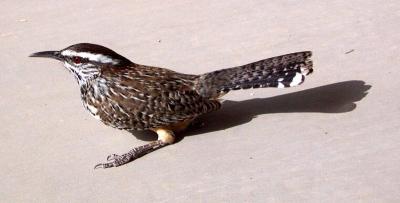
(30, 43, 313, 169)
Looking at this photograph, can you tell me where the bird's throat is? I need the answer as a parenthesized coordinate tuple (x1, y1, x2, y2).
(63, 62, 100, 86)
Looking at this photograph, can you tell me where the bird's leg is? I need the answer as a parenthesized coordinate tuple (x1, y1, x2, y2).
(94, 129, 175, 169)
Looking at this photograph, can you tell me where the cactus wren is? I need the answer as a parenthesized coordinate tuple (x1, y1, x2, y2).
(30, 43, 313, 169)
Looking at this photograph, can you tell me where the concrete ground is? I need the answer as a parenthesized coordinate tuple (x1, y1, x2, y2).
(1, 0, 399, 202)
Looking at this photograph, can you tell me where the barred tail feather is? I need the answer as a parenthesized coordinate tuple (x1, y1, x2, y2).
(197, 51, 313, 98)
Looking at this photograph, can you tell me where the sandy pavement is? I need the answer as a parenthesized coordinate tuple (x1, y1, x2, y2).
(1, 0, 400, 202)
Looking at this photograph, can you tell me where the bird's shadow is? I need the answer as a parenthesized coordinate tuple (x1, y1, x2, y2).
(131, 80, 371, 141)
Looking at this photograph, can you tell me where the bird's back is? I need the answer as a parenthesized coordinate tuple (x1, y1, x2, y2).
(82, 64, 221, 131)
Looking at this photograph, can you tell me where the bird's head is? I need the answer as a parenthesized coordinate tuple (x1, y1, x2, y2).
(30, 43, 132, 84)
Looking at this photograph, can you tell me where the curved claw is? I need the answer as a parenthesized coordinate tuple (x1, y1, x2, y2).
(94, 163, 105, 170)
(94, 162, 115, 169)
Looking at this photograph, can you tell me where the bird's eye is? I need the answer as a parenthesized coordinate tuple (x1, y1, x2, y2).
(72, 56, 82, 64)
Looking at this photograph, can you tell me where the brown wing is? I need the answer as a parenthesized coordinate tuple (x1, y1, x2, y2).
(88, 65, 220, 131)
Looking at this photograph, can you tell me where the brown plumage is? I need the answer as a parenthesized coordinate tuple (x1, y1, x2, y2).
(30, 43, 313, 169)
(83, 65, 221, 131)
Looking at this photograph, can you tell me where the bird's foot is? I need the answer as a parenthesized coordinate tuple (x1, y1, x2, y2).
(94, 140, 167, 169)
(94, 153, 133, 169)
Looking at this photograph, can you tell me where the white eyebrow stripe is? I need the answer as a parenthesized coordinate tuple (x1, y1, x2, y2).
(61, 50, 119, 65)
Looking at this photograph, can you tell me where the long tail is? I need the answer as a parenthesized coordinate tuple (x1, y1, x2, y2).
(196, 51, 313, 98)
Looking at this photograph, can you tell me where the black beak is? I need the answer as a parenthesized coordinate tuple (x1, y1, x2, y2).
(29, 51, 62, 61)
